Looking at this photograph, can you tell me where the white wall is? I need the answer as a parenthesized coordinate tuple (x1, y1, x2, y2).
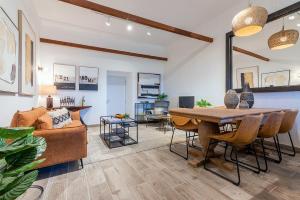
(39, 44, 165, 125)
(0, 0, 40, 126)
(164, 0, 300, 147)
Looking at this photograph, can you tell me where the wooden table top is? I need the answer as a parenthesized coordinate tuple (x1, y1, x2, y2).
(169, 107, 285, 123)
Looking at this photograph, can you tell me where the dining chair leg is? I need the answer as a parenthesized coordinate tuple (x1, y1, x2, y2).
(204, 141, 240, 186)
(279, 132, 296, 157)
(259, 138, 268, 172)
(274, 136, 282, 163)
(169, 128, 188, 160)
(225, 144, 260, 174)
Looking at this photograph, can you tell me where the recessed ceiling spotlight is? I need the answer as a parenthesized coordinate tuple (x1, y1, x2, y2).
(288, 15, 295, 20)
(146, 31, 151, 36)
(297, 23, 300, 27)
(105, 16, 111, 26)
(127, 24, 133, 31)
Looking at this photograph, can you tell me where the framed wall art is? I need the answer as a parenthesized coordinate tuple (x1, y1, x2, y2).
(0, 7, 19, 93)
(53, 64, 76, 90)
(236, 66, 259, 89)
(79, 66, 99, 91)
(261, 70, 290, 87)
(137, 73, 161, 99)
(18, 10, 36, 95)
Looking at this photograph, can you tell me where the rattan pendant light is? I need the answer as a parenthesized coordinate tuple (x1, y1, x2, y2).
(232, 2, 268, 37)
(268, 18, 299, 50)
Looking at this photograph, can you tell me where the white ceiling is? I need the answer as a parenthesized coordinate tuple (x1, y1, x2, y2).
(32, 0, 240, 47)
(33, 0, 299, 48)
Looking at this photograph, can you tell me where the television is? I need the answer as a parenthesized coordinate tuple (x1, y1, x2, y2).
(179, 96, 195, 108)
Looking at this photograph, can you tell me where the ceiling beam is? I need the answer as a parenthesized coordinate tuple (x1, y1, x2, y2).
(58, 0, 213, 43)
(233, 46, 270, 62)
(40, 38, 168, 61)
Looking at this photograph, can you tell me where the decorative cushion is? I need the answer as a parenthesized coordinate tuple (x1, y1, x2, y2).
(70, 111, 81, 121)
(48, 108, 72, 129)
(37, 113, 53, 130)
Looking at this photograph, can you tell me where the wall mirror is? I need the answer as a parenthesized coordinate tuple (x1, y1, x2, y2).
(226, 2, 300, 92)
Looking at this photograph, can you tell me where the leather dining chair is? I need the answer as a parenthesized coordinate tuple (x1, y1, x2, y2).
(169, 115, 199, 160)
(277, 109, 298, 156)
(257, 111, 285, 172)
(204, 114, 263, 186)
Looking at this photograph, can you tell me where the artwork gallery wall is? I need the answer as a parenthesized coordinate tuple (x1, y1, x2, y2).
(39, 44, 165, 125)
(0, 0, 40, 126)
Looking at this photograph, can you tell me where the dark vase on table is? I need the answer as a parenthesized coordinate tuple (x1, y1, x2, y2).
(240, 83, 254, 108)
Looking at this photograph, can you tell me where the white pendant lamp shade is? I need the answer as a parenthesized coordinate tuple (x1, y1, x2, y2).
(232, 6, 268, 37)
(268, 28, 299, 50)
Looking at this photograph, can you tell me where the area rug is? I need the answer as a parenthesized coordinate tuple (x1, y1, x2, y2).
(83, 124, 186, 165)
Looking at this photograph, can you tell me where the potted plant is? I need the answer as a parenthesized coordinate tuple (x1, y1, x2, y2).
(0, 127, 46, 200)
(196, 99, 212, 107)
(157, 93, 168, 101)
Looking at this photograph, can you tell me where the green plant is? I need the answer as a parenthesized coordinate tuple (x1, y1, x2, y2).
(196, 99, 212, 107)
(0, 127, 46, 200)
(124, 113, 130, 119)
(157, 93, 168, 100)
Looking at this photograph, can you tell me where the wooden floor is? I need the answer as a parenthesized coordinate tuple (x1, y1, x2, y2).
(19, 145, 300, 200)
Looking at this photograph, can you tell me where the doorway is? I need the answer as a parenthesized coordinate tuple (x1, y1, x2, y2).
(107, 74, 126, 116)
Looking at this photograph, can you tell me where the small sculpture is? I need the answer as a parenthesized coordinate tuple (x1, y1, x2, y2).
(240, 83, 254, 108)
(224, 90, 239, 109)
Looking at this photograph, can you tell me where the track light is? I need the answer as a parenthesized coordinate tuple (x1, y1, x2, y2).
(288, 15, 295, 20)
(105, 16, 111, 26)
(127, 24, 133, 31)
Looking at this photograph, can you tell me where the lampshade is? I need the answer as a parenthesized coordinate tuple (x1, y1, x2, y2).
(268, 29, 299, 50)
(232, 6, 268, 37)
(39, 85, 57, 96)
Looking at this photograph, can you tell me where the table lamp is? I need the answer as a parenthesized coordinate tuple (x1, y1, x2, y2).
(39, 85, 57, 109)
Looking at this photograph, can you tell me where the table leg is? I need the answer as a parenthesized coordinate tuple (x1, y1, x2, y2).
(188, 121, 220, 168)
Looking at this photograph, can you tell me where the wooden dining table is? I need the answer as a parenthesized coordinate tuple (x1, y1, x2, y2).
(169, 107, 285, 168)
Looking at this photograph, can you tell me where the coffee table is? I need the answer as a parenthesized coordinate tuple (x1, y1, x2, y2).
(99, 116, 138, 148)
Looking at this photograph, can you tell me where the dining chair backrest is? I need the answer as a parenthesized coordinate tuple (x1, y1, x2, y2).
(231, 114, 263, 145)
(279, 110, 298, 133)
(170, 115, 198, 131)
(259, 111, 285, 138)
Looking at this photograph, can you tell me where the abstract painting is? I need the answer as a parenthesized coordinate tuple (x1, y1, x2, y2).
(0, 7, 18, 93)
(261, 70, 290, 87)
(53, 64, 76, 90)
(18, 10, 36, 95)
(236, 66, 259, 89)
(79, 66, 99, 91)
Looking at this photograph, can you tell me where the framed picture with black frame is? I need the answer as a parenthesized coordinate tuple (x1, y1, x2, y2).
(53, 63, 76, 90)
(261, 70, 290, 87)
(137, 73, 161, 99)
(79, 66, 99, 91)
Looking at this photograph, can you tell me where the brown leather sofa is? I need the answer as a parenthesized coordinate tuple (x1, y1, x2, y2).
(10, 107, 87, 169)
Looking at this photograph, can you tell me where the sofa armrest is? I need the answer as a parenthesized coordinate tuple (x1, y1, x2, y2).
(34, 125, 87, 168)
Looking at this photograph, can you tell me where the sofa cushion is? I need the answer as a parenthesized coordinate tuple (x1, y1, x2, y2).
(48, 108, 72, 129)
(10, 111, 19, 127)
(18, 107, 47, 127)
(33, 107, 48, 117)
(37, 113, 53, 130)
(70, 111, 81, 121)
(64, 120, 82, 128)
